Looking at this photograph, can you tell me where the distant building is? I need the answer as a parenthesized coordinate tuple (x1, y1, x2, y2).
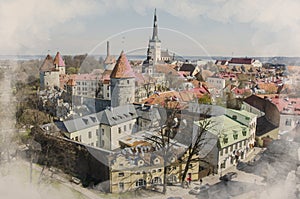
(228, 57, 262, 68)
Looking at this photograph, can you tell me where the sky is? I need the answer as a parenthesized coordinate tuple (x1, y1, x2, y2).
(1, 0, 300, 57)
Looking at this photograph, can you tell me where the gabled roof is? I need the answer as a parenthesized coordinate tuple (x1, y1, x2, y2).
(53, 52, 65, 67)
(40, 54, 56, 72)
(110, 51, 135, 79)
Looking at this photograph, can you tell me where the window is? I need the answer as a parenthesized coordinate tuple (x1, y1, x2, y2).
(286, 119, 292, 126)
(129, 123, 132, 130)
(223, 137, 228, 144)
(75, 136, 79, 141)
(107, 93, 109, 98)
(118, 127, 121, 134)
(119, 182, 124, 190)
(225, 147, 228, 154)
(91, 142, 94, 146)
(118, 172, 124, 177)
(101, 128, 105, 135)
(107, 85, 109, 90)
(124, 125, 126, 131)
(96, 130, 99, 136)
(220, 149, 223, 156)
(232, 115, 237, 120)
(239, 142, 242, 147)
(158, 169, 162, 172)
(233, 133, 238, 140)
(127, 80, 130, 84)
(101, 140, 105, 147)
(242, 129, 247, 136)
(230, 145, 233, 152)
(88, 131, 92, 139)
(136, 179, 146, 187)
(152, 177, 162, 185)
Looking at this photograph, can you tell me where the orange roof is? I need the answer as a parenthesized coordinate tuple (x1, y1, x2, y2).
(110, 51, 135, 79)
(67, 78, 76, 86)
(53, 52, 65, 67)
(257, 82, 278, 93)
(142, 90, 196, 106)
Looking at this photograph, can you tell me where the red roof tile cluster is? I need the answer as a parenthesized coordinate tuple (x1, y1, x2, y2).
(75, 73, 99, 81)
(40, 52, 65, 72)
(53, 52, 65, 67)
(40, 54, 57, 72)
(229, 58, 254, 65)
(270, 97, 300, 115)
(142, 90, 196, 107)
(110, 51, 135, 79)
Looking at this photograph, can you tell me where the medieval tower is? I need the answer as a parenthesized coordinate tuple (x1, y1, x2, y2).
(110, 51, 135, 107)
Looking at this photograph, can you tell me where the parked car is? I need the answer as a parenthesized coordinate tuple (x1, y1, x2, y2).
(219, 172, 237, 181)
(188, 184, 210, 195)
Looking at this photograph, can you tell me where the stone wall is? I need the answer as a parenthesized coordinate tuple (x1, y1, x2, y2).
(32, 127, 111, 191)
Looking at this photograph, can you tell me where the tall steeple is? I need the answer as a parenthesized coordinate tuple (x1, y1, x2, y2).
(151, 8, 160, 42)
(147, 8, 161, 64)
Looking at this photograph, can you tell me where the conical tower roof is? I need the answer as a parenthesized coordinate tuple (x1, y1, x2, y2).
(40, 54, 55, 72)
(110, 51, 135, 79)
(53, 52, 65, 67)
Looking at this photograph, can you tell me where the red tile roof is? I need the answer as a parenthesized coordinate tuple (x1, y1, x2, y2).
(271, 97, 300, 115)
(110, 51, 135, 79)
(75, 73, 99, 81)
(40, 54, 56, 72)
(53, 52, 65, 67)
(229, 58, 254, 65)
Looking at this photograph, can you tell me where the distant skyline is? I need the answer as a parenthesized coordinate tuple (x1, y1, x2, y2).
(1, 0, 300, 57)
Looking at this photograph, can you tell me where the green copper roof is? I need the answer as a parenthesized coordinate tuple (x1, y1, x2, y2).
(195, 115, 250, 148)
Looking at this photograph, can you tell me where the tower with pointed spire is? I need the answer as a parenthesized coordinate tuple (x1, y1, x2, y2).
(110, 51, 135, 107)
(148, 8, 161, 64)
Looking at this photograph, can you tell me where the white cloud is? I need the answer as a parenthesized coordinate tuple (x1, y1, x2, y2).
(0, 0, 100, 54)
(1, 0, 300, 55)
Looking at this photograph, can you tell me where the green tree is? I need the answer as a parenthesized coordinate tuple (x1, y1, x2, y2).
(198, 94, 212, 104)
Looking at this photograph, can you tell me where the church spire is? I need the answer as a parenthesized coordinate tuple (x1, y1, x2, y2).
(151, 8, 159, 41)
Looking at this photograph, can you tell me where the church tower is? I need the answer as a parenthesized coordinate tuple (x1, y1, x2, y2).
(110, 51, 135, 107)
(149, 9, 161, 64)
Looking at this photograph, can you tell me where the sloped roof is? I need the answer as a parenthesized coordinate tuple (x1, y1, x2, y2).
(229, 58, 254, 65)
(53, 52, 65, 67)
(104, 55, 116, 65)
(110, 51, 135, 79)
(179, 63, 195, 72)
(40, 54, 56, 72)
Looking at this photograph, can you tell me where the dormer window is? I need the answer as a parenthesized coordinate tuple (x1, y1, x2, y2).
(223, 136, 228, 144)
(233, 133, 238, 140)
(242, 129, 247, 136)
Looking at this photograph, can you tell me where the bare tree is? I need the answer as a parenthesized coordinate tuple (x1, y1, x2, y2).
(144, 102, 179, 194)
(179, 114, 214, 187)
